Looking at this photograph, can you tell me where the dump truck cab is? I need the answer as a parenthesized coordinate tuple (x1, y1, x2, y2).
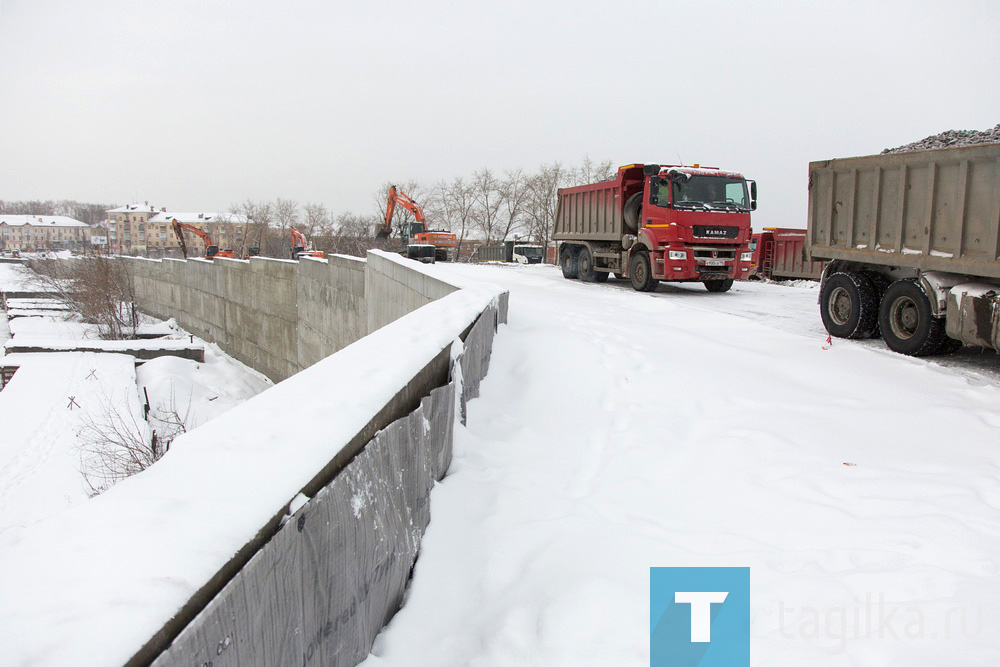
(554, 162, 757, 292)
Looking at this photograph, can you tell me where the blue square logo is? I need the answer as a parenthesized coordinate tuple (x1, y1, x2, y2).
(650, 567, 750, 667)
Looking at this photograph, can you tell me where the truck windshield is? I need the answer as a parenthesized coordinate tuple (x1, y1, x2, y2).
(653, 176, 750, 211)
(515, 246, 543, 258)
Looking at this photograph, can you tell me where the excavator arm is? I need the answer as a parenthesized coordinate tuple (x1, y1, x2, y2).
(379, 185, 426, 239)
(289, 227, 324, 258)
(172, 219, 221, 258)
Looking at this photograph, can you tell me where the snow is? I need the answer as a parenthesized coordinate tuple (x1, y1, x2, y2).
(0, 352, 147, 530)
(3, 336, 205, 353)
(950, 283, 999, 299)
(357, 263, 1000, 666)
(0, 261, 38, 292)
(0, 283, 501, 666)
(6, 257, 1000, 664)
(0, 215, 89, 227)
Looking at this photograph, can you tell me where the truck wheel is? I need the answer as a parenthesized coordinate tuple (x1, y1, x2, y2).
(629, 251, 658, 292)
(578, 247, 597, 281)
(623, 192, 642, 234)
(820, 271, 879, 339)
(704, 279, 734, 293)
(878, 279, 951, 356)
(560, 246, 579, 279)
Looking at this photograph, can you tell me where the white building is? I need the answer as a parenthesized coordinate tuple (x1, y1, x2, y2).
(0, 215, 92, 252)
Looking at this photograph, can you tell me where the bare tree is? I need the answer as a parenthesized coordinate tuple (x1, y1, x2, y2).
(228, 200, 274, 257)
(569, 156, 615, 186)
(499, 169, 530, 242)
(30, 256, 139, 339)
(472, 168, 505, 244)
(270, 198, 300, 256)
(302, 202, 332, 238)
(524, 162, 567, 249)
(78, 388, 190, 496)
(326, 211, 384, 257)
(442, 177, 477, 260)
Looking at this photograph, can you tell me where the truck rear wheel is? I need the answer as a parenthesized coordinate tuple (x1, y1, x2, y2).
(560, 246, 579, 279)
(820, 271, 879, 339)
(704, 279, 734, 293)
(629, 251, 658, 292)
(878, 279, 951, 356)
(578, 247, 597, 281)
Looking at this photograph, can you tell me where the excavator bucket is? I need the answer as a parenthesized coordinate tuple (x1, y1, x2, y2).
(375, 227, 390, 239)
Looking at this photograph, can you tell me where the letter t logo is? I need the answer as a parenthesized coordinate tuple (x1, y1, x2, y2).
(674, 591, 729, 642)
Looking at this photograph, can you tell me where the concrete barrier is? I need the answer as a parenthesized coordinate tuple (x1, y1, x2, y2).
(9, 251, 509, 667)
(122, 251, 460, 382)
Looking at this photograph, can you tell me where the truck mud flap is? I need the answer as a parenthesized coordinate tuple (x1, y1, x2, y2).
(946, 286, 1000, 349)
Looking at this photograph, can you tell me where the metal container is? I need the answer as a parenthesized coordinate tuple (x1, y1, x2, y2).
(806, 143, 1000, 279)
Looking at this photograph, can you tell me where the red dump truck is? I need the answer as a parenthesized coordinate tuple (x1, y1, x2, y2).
(554, 163, 757, 292)
(806, 142, 1000, 356)
(749, 228, 825, 281)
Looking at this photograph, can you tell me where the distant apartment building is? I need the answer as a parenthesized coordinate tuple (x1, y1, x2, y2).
(108, 203, 243, 255)
(0, 215, 92, 252)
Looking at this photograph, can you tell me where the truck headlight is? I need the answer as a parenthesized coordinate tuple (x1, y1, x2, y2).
(668, 250, 687, 261)
(741, 252, 753, 262)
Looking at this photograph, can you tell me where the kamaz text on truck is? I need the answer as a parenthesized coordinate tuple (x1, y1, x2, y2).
(554, 163, 757, 292)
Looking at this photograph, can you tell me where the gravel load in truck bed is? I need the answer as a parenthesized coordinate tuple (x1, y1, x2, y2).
(882, 123, 1000, 153)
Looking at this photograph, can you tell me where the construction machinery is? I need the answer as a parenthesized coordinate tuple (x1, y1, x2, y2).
(554, 163, 756, 291)
(380, 185, 457, 262)
(290, 227, 325, 259)
(171, 219, 236, 259)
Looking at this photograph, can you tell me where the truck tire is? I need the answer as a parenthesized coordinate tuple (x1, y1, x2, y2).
(820, 271, 879, 339)
(623, 192, 642, 234)
(560, 246, 579, 279)
(704, 279, 734, 293)
(878, 279, 952, 356)
(578, 247, 597, 281)
(629, 251, 658, 292)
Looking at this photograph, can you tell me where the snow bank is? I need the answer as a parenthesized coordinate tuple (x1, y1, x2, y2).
(359, 262, 1000, 666)
(0, 283, 503, 666)
(0, 352, 147, 530)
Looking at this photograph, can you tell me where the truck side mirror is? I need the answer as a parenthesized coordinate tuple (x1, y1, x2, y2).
(643, 164, 660, 176)
(749, 180, 758, 211)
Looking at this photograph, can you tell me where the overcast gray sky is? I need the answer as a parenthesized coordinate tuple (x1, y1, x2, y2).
(2, 0, 998, 228)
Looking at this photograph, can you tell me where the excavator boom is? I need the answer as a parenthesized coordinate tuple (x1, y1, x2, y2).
(172, 219, 232, 259)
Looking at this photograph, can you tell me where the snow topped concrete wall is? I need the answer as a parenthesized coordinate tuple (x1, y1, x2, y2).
(0, 275, 508, 667)
(122, 250, 459, 382)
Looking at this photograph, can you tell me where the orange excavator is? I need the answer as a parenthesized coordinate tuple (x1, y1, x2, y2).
(290, 227, 325, 259)
(171, 219, 236, 259)
(380, 185, 457, 262)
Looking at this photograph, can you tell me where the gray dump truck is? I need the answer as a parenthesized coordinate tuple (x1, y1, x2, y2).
(806, 142, 1000, 356)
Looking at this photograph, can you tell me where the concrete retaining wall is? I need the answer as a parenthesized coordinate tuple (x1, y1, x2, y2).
(147, 295, 508, 667)
(124, 251, 459, 382)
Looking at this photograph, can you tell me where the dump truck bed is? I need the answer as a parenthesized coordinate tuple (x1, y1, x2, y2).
(806, 143, 1000, 279)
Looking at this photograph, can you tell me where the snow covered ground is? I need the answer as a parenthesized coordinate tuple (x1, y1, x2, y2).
(5, 258, 1000, 665)
(0, 352, 149, 528)
(1, 260, 272, 533)
(361, 263, 1000, 666)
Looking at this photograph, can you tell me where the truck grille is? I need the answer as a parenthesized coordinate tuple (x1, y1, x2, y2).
(692, 247, 736, 260)
(693, 225, 739, 239)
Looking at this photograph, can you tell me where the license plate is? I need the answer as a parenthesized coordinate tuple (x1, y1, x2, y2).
(703, 259, 726, 267)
